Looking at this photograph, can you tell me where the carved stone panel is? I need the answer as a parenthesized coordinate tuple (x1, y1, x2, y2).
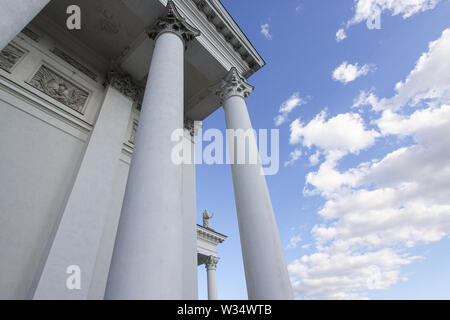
(28, 65, 89, 114)
(0, 44, 26, 72)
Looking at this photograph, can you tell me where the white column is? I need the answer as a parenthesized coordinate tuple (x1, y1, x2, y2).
(105, 1, 199, 300)
(214, 68, 294, 300)
(0, 0, 50, 50)
(33, 82, 135, 299)
(182, 120, 200, 300)
(206, 256, 219, 300)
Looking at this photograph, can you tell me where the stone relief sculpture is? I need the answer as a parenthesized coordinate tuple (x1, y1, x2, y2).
(203, 209, 214, 229)
(28, 65, 89, 114)
(0, 44, 26, 72)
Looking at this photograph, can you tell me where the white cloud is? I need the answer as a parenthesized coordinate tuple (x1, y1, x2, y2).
(289, 111, 379, 155)
(376, 105, 450, 136)
(261, 23, 272, 40)
(274, 92, 307, 126)
(386, 28, 450, 110)
(287, 234, 302, 249)
(348, 0, 440, 27)
(284, 149, 303, 167)
(353, 28, 450, 112)
(304, 153, 362, 198)
(289, 29, 450, 299)
(353, 90, 383, 110)
(338, 0, 440, 41)
(333, 62, 375, 84)
(309, 151, 321, 166)
(289, 249, 418, 299)
(336, 28, 347, 42)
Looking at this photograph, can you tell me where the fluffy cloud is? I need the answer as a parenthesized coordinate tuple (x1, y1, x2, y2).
(287, 234, 302, 249)
(387, 28, 450, 109)
(289, 249, 417, 299)
(309, 151, 321, 166)
(275, 92, 307, 126)
(356, 29, 450, 112)
(289, 111, 379, 155)
(289, 29, 450, 299)
(261, 23, 272, 40)
(338, 0, 440, 41)
(333, 62, 375, 83)
(348, 0, 440, 27)
(284, 149, 303, 167)
(336, 28, 347, 42)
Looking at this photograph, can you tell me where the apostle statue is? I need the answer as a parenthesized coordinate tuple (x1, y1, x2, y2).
(202, 209, 214, 229)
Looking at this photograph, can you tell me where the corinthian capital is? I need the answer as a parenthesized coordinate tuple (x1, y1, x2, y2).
(184, 119, 202, 138)
(106, 69, 144, 104)
(205, 256, 220, 271)
(212, 67, 254, 103)
(147, 1, 200, 49)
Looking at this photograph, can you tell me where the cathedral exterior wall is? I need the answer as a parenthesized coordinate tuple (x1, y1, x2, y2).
(0, 27, 119, 299)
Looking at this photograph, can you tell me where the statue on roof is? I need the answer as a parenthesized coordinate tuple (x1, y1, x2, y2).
(202, 209, 214, 229)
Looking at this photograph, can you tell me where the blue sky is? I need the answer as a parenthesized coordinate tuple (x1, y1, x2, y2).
(196, 0, 450, 299)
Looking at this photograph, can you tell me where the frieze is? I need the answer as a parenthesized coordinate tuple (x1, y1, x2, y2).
(28, 65, 89, 114)
(0, 44, 26, 72)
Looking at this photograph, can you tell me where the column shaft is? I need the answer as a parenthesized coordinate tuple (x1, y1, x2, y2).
(105, 32, 185, 299)
(0, 0, 50, 50)
(182, 127, 198, 299)
(224, 94, 294, 300)
(207, 269, 218, 300)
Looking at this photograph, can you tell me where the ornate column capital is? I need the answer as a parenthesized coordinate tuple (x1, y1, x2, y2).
(106, 69, 144, 105)
(147, 1, 200, 49)
(212, 67, 254, 103)
(184, 119, 202, 138)
(205, 256, 220, 271)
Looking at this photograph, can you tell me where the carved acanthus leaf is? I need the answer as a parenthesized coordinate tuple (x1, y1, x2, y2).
(147, 1, 200, 49)
(212, 67, 254, 103)
(205, 256, 220, 270)
(184, 119, 202, 138)
(106, 69, 144, 104)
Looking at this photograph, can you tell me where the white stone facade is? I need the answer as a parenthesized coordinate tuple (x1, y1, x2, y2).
(0, 0, 293, 300)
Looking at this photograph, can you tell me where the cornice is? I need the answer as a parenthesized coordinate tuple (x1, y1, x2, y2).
(173, 0, 264, 78)
(200, 0, 265, 73)
(197, 224, 227, 245)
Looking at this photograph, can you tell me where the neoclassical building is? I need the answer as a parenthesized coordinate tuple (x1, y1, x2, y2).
(0, 0, 293, 300)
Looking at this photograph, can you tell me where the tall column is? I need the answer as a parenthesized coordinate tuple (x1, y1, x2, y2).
(33, 72, 137, 299)
(105, 1, 200, 300)
(182, 120, 201, 300)
(213, 68, 294, 300)
(206, 256, 219, 300)
(0, 0, 50, 50)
